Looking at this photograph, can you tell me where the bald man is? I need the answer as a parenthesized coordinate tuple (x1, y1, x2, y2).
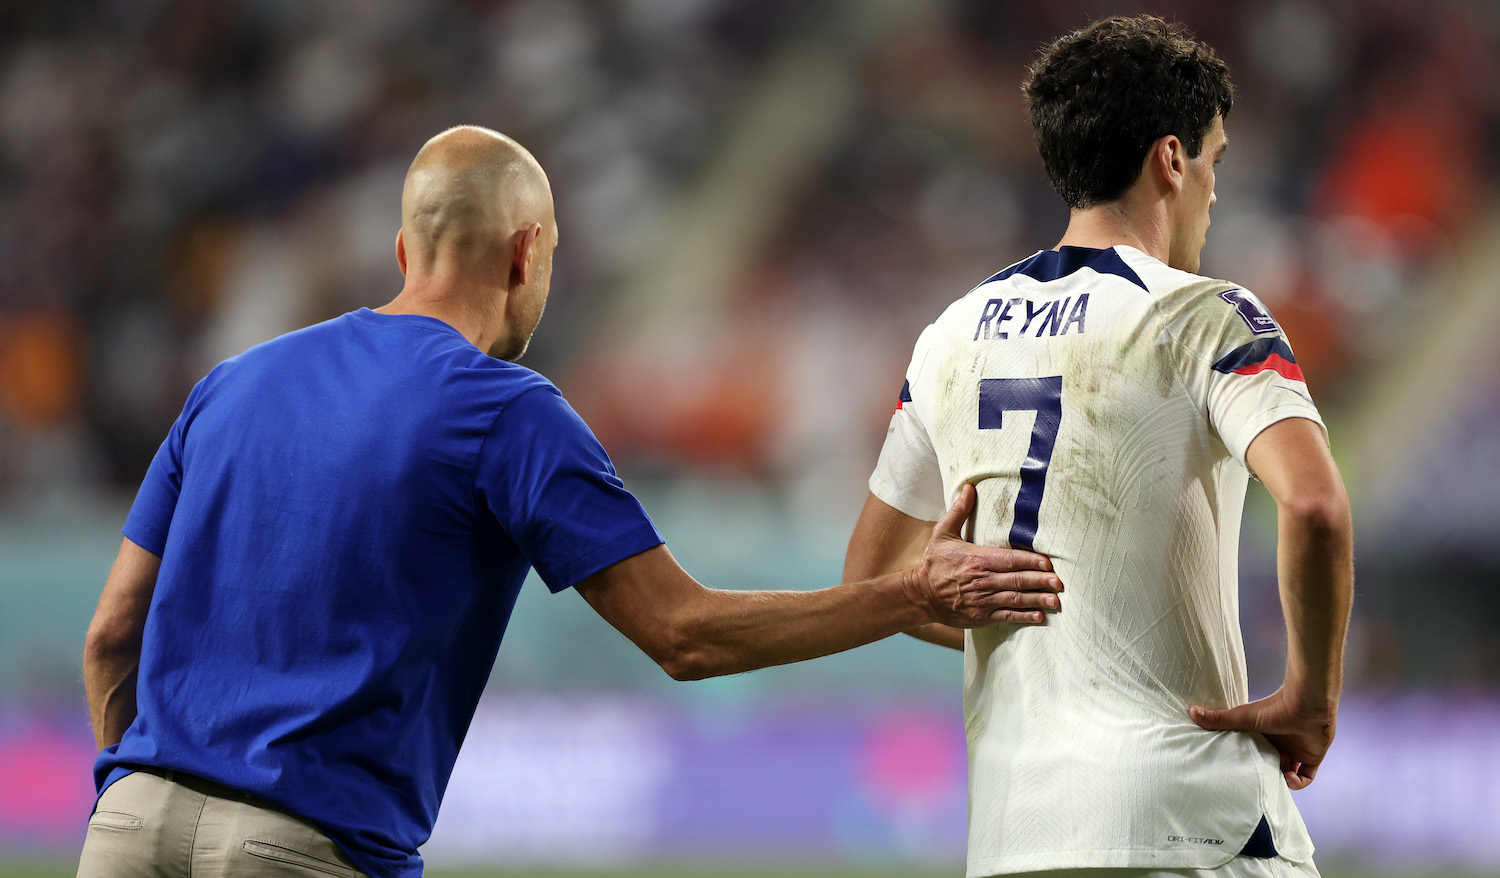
(78, 126, 1062, 877)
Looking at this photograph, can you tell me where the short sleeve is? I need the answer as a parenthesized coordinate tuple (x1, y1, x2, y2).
(869, 327, 946, 522)
(123, 392, 195, 556)
(477, 385, 663, 592)
(1169, 285, 1326, 468)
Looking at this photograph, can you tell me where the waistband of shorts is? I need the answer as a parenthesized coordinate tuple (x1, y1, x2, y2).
(134, 766, 261, 804)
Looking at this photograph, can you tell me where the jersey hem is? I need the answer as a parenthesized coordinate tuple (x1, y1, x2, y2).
(966, 844, 1239, 877)
(1226, 405, 1327, 470)
(541, 523, 665, 593)
(869, 472, 943, 524)
(122, 517, 168, 557)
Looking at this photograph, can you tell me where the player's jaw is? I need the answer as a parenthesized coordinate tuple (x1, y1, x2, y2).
(492, 226, 556, 361)
(1169, 117, 1225, 274)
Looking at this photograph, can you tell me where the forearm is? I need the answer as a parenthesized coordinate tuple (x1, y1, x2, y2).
(581, 490, 1056, 681)
(904, 623, 965, 650)
(668, 571, 928, 680)
(84, 639, 142, 750)
(1276, 498, 1354, 710)
(1201, 419, 1351, 789)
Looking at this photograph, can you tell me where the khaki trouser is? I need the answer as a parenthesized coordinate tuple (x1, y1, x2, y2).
(77, 769, 366, 878)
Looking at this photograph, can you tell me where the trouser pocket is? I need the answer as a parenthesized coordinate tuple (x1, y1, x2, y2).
(242, 838, 360, 877)
(86, 809, 144, 831)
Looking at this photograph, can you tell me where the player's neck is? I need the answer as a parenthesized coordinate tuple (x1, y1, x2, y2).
(379, 274, 507, 354)
(1054, 198, 1169, 265)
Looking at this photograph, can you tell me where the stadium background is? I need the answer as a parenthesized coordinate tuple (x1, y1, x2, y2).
(1, 0, 1498, 875)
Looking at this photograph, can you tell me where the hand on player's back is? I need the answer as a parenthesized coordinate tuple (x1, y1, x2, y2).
(1189, 689, 1336, 790)
(910, 483, 1063, 628)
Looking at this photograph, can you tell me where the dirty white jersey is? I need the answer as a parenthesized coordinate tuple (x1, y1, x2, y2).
(870, 245, 1324, 876)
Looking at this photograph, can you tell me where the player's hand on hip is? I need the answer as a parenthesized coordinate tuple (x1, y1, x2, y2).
(1189, 689, 1336, 790)
(911, 483, 1063, 628)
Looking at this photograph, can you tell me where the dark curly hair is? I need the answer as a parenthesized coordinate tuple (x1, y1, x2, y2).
(1023, 16, 1234, 210)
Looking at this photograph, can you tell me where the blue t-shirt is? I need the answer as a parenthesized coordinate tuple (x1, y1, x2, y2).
(96, 308, 664, 877)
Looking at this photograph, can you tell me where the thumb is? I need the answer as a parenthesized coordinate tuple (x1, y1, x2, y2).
(1189, 702, 1265, 733)
(933, 483, 977, 540)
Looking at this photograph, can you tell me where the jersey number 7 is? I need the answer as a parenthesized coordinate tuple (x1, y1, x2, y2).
(978, 376, 1063, 551)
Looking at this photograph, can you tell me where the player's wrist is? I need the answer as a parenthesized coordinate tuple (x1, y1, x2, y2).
(899, 566, 937, 625)
(1282, 667, 1341, 717)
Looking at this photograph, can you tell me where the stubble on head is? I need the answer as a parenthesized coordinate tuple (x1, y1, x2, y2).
(399, 125, 558, 358)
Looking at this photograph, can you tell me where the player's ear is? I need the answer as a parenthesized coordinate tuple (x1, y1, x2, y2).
(510, 223, 542, 287)
(1152, 134, 1186, 194)
(395, 229, 408, 277)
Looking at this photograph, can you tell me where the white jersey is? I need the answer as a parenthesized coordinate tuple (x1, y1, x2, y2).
(869, 245, 1323, 875)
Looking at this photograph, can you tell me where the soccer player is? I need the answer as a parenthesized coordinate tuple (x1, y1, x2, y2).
(844, 16, 1353, 878)
(79, 126, 1062, 877)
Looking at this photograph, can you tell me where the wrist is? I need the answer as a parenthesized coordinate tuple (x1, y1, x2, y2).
(898, 566, 934, 625)
(1284, 667, 1341, 716)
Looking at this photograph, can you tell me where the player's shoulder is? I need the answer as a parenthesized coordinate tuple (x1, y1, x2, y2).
(1116, 247, 1282, 336)
(193, 313, 353, 393)
(1115, 246, 1234, 301)
(215, 309, 377, 372)
(432, 343, 561, 417)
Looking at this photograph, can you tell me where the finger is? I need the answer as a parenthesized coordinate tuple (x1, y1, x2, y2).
(1297, 760, 1319, 785)
(1188, 702, 1263, 733)
(1188, 705, 1223, 730)
(973, 589, 1060, 611)
(959, 571, 1062, 599)
(970, 547, 1056, 576)
(932, 484, 977, 540)
(984, 608, 1046, 625)
(1284, 764, 1311, 790)
(978, 571, 1064, 592)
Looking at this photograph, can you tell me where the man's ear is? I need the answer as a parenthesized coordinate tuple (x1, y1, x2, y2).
(395, 229, 408, 277)
(511, 223, 543, 286)
(1150, 134, 1187, 195)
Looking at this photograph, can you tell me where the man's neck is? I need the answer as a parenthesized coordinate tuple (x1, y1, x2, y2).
(377, 276, 505, 354)
(1054, 199, 1169, 264)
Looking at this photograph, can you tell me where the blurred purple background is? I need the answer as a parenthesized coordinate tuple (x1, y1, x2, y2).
(5, 695, 1500, 870)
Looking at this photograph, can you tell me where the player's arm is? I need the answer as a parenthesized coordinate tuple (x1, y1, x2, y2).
(1190, 417, 1353, 789)
(84, 538, 161, 751)
(842, 491, 1058, 650)
(575, 484, 1061, 680)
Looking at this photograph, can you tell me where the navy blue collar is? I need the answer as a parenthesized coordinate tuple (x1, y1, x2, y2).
(982, 246, 1148, 292)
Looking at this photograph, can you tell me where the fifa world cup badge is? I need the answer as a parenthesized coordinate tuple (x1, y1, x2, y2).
(1219, 289, 1280, 335)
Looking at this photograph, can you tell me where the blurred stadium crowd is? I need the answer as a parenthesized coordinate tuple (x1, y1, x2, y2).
(1, 0, 1499, 693)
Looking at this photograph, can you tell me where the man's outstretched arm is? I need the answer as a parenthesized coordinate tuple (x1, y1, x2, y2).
(575, 484, 1062, 679)
(1191, 417, 1354, 789)
(84, 538, 160, 751)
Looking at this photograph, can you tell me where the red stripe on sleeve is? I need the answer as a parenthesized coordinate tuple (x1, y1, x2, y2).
(1232, 353, 1305, 382)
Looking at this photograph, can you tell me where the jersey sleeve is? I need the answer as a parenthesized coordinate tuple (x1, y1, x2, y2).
(122, 379, 207, 556)
(1168, 284, 1326, 469)
(476, 384, 664, 592)
(868, 328, 946, 522)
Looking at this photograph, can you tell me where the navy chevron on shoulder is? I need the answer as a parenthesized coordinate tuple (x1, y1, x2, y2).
(980, 246, 1147, 292)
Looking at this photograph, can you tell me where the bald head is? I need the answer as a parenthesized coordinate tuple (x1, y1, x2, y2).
(399, 126, 554, 275)
(386, 127, 559, 361)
